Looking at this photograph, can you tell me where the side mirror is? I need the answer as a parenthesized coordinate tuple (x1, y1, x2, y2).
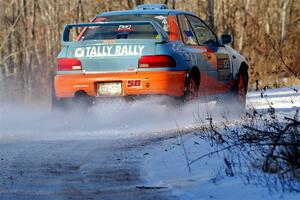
(221, 34, 232, 45)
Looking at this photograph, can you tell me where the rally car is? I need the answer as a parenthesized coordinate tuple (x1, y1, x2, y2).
(52, 4, 248, 108)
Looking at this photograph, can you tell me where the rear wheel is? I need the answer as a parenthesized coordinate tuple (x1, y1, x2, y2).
(51, 92, 92, 113)
(73, 92, 93, 112)
(184, 73, 199, 101)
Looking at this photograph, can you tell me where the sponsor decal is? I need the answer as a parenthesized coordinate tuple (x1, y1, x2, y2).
(217, 57, 230, 69)
(117, 25, 135, 32)
(74, 45, 145, 57)
(217, 54, 231, 81)
(75, 48, 85, 57)
(127, 80, 142, 88)
(73, 84, 89, 88)
(103, 40, 116, 44)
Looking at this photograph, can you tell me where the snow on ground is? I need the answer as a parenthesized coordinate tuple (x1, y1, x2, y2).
(0, 86, 299, 199)
(247, 85, 300, 110)
(142, 128, 300, 200)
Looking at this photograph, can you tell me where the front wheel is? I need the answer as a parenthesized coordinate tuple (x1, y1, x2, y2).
(235, 70, 248, 108)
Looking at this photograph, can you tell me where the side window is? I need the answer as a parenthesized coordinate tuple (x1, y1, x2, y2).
(177, 15, 197, 45)
(186, 15, 218, 46)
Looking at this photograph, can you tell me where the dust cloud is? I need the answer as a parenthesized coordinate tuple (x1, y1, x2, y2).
(0, 96, 242, 142)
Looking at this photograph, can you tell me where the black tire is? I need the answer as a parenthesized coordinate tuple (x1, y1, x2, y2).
(234, 69, 248, 109)
(52, 96, 92, 113)
(183, 73, 199, 102)
(51, 89, 92, 113)
(73, 93, 92, 113)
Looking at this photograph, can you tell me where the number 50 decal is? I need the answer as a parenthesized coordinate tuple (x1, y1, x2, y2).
(127, 80, 142, 88)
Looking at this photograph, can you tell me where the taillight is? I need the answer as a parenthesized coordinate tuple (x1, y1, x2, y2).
(138, 55, 176, 68)
(57, 58, 82, 71)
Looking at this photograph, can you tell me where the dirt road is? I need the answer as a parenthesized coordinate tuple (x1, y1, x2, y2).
(0, 139, 177, 200)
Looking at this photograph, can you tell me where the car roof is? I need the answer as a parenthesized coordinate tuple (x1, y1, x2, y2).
(96, 9, 195, 17)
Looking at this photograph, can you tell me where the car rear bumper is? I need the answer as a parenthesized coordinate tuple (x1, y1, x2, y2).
(54, 71, 187, 98)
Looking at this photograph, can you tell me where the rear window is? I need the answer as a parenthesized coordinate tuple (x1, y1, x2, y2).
(80, 14, 169, 41)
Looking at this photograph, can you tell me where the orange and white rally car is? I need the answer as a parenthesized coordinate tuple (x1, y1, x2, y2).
(53, 4, 248, 108)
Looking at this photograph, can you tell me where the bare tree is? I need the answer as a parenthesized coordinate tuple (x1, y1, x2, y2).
(127, 0, 134, 9)
(280, 0, 290, 45)
(239, 0, 250, 53)
(172, 0, 176, 9)
(206, 0, 214, 29)
(135, 0, 144, 6)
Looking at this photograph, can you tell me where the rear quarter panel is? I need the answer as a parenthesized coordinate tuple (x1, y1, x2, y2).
(154, 41, 191, 71)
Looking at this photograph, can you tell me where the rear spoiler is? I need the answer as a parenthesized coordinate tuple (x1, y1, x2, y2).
(62, 21, 169, 44)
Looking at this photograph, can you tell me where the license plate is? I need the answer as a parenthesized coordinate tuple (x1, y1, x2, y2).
(97, 82, 122, 96)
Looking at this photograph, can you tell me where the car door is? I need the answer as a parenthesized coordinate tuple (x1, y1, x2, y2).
(179, 14, 232, 95)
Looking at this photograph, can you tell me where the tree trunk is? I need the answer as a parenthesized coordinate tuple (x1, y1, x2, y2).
(135, 0, 144, 6)
(172, 0, 176, 9)
(27, 0, 37, 93)
(127, 0, 134, 9)
(7, 2, 16, 74)
(75, 0, 83, 34)
(265, 0, 270, 35)
(239, 0, 250, 52)
(280, 0, 290, 45)
(206, 0, 214, 29)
